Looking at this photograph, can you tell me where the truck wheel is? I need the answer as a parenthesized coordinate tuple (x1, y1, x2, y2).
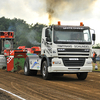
(42, 61, 51, 80)
(77, 72, 88, 80)
(24, 57, 30, 76)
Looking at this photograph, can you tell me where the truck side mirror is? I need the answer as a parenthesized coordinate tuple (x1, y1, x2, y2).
(92, 34, 95, 41)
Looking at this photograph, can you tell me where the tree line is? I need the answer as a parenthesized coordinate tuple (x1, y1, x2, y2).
(0, 16, 100, 49)
(92, 43, 100, 49)
(0, 16, 47, 49)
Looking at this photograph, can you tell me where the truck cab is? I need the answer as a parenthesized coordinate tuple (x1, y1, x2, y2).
(24, 22, 95, 80)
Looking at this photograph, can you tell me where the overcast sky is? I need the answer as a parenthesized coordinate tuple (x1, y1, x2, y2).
(0, 0, 100, 44)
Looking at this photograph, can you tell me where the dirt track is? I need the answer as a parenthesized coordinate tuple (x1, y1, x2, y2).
(0, 69, 100, 100)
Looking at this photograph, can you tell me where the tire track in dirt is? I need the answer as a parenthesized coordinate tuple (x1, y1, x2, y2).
(0, 70, 100, 100)
(0, 74, 76, 100)
(0, 71, 82, 100)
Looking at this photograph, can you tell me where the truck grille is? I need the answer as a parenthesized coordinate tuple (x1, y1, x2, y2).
(58, 54, 89, 56)
(58, 49, 90, 57)
(58, 49, 90, 52)
(62, 58, 85, 66)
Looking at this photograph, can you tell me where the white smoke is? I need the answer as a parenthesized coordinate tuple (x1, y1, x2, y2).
(26, 30, 41, 45)
(0, 0, 100, 43)
(45, 0, 97, 24)
(0, 0, 97, 24)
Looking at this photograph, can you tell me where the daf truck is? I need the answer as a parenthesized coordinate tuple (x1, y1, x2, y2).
(24, 22, 95, 80)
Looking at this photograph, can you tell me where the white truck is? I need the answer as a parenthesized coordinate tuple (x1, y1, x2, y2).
(24, 22, 95, 80)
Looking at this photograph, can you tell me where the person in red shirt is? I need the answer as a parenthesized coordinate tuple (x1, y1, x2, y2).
(93, 51, 97, 63)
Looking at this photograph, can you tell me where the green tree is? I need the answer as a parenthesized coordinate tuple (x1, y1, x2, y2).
(0, 16, 10, 31)
(0, 17, 47, 49)
(0, 25, 5, 30)
(92, 43, 100, 49)
(31, 23, 47, 43)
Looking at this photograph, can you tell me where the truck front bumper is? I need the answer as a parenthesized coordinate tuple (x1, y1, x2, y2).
(48, 57, 93, 73)
(48, 66, 92, 73)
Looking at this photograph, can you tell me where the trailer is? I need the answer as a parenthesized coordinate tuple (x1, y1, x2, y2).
(6, 50, 27, 72)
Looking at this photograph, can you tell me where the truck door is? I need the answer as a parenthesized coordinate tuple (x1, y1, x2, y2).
(45, 28, 52, 57)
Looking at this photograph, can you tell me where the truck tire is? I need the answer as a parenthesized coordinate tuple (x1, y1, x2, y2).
(42, 61, 51, 80)
(77, 72, 88, 80)
(24, 58, 37, 76)
(24, 57, 30, 76)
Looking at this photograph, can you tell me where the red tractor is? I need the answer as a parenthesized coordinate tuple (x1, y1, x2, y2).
(0, 31, 14, 69)
(17, 46, 41, 55)
(31, 46, 41, 55)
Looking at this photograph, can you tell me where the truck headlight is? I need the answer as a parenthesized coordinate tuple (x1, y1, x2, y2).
(53, 61, 61, 64)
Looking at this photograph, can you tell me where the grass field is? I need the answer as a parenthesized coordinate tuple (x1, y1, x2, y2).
(92, 61, 100, 71)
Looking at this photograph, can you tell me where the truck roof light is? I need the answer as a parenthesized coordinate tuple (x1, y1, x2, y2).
(58, 21, 61, 25)
(80, 22, 84, 26)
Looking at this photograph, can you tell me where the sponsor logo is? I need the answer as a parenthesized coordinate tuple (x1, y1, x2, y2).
(69, 58, 79, 60)
(63, 27, 84, 29)
(74, 45, 89, 48)
(7, 56, 14, 63)
(58, 45, 89, 48)
(58, 45, 72, 48)
(31, 61, 39, 68)
(37, 66, 39, 69)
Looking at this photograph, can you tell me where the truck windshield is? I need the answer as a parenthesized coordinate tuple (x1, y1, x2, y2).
(54, 29, 91, 44)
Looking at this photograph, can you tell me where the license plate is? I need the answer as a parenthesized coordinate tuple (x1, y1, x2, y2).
(69, 58, 79, 60)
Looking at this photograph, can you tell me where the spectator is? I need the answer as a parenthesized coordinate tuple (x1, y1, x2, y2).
(92, 51, 97, 63)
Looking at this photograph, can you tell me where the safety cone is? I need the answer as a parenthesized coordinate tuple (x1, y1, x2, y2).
(95, 63, 98, 70)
